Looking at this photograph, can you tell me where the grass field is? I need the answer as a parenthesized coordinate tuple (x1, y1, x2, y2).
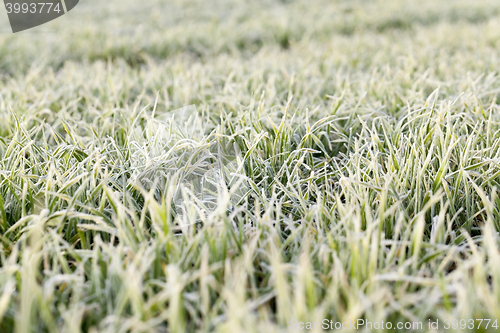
(2, 0, 500, 331)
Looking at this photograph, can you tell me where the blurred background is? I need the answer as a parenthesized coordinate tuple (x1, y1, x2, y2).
(1, 0, 500, 72)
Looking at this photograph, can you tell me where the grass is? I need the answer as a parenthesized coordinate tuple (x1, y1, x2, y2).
(2, 0, 500, 331)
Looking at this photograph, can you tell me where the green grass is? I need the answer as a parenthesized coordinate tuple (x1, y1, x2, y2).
(2, 0, 500, 331)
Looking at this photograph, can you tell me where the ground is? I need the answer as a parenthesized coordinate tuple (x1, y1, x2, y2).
(1, 0, 500, 332)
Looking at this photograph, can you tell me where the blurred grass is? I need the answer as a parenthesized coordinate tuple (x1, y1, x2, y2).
(1, 0, 500, 70)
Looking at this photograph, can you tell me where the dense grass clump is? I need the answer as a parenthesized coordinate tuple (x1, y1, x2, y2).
(2, 0, 500, 331)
